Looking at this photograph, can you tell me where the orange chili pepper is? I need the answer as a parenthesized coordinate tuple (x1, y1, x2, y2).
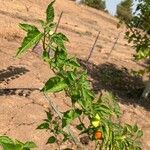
(95, 131, 102, 140)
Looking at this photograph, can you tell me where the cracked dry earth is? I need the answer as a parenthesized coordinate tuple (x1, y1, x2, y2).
(0, 0, 150, 149)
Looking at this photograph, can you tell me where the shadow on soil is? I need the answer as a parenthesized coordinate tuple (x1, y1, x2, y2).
(78, 58, 150, 110)
(0, 88, 38, 97)
(0, 66, 37, 97)
(0, 66, 29, 84)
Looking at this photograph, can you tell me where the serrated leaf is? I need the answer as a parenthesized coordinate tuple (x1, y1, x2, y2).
(46, 0, 55, 23)
(42, 76, 68, 93)
(37, 122, 49, 129)
(46, 136, 56, 144)
(16, 27, 43, 57)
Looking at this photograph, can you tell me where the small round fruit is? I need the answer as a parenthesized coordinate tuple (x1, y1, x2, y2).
(95, 131, 102, 140)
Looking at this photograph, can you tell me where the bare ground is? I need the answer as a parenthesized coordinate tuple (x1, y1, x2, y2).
(0, 0, 150, 149)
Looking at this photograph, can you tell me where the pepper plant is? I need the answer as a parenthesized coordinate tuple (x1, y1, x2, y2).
(16, 1, 143, 149)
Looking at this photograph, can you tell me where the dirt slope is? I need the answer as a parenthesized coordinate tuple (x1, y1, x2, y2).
(0, 0, 150, 149)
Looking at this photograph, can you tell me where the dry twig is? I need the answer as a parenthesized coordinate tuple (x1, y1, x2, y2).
(86, 31, 100, 62)
(107, 32, 121, 60)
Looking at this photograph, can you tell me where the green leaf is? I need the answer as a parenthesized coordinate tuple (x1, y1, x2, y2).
(57, 49, 67, 60)
(0, 136, 36, 150)
(52, 121, 60, 134)
(0, 136, 14, 145)
(39, 20, 46, 27)
(16, 26, 43, 57)
(62, 109, 82, 128)
(45, 111, 52, 121)
(93, 104, 113, 116)
(51, 33, 66, 51)
(19, 24, 38, 32)
(103, 122, 110, 145)
(46, 0, 55, 23)
(24, 141, 37, 149)
(15, 140, 24, 146)
(46, 136, 56, 144)
(125, 124, 133, 133)
(1, 143, 21, 150)
(42, 76, 68, 93)
(133, 124, 138, 132)
(137, 130, 143, 138)
(56, 33, 69, 42)
(42, 51, 49, 62)
(68, 57, 80, 68)
(65, 71, 77, 83)
(37, 122, 49, 129)
(82, 88, 94, 101)
(76, 123, 84, 131)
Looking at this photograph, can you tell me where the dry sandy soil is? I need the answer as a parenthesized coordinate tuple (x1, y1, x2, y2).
(0, 0, 150, 149)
